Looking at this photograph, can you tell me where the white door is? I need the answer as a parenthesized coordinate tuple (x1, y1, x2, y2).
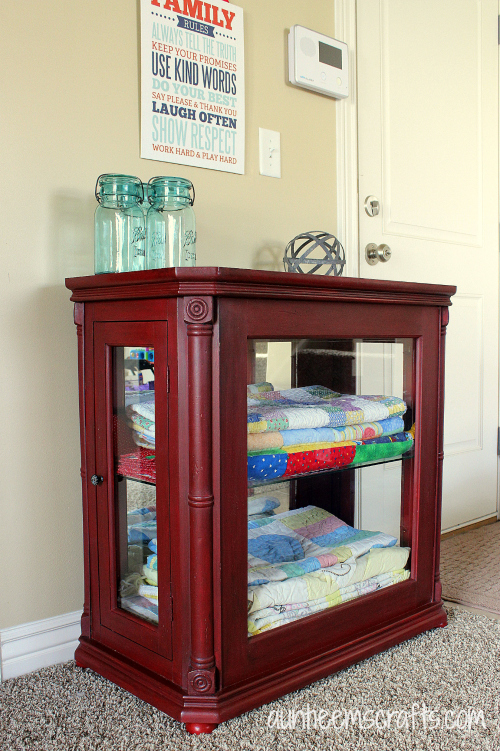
(356, 0, 499, 531)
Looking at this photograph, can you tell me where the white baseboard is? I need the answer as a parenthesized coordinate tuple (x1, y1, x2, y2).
(0, 610, 82, 681)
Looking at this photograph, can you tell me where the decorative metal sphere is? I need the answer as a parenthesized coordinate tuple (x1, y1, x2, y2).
(283, 231, 346, 276)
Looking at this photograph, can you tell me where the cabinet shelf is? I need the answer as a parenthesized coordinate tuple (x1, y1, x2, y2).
(248, 448, 414, 487)
(116, 474, 156, 487)
(115, 446, 415, 488)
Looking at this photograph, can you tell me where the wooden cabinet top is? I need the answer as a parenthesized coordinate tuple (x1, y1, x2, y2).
(66, 267, 456, 306)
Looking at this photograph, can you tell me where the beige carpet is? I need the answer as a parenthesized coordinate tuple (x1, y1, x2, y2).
(1, 607, 499, 750)
(441, 522, 500, 614)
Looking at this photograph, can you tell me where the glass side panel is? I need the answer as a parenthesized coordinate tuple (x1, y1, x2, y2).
(113, 346, 158, 624)
(247, 339, 414, 637)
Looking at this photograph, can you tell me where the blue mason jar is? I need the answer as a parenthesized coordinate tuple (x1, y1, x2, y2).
(94, 174, 146, 274)
(146, 177, 196, 269)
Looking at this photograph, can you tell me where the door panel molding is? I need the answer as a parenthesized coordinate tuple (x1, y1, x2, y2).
(444, 293, 484, 455)
(380, 0, 483, 246)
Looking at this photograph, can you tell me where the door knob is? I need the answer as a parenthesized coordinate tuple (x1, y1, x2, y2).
(365, 243, 391, 265)
(91, 474, 104, 486)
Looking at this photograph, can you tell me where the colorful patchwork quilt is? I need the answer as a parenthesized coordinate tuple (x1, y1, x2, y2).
(247, 506, 411, 635)
(247, 505, 400, 587)
(248, 386, 407, 434)
(247, 415, 405, 451)
(247, 382, 274, 395)
(120, 594, 158, 623)
(248, 568, 410, 635)
(117, 448, 156, 483)
(248, 495, 280, 517)
(247, 432, 413, 485)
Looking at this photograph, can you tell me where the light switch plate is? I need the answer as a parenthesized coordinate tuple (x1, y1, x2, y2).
(259, 128, 281, 178)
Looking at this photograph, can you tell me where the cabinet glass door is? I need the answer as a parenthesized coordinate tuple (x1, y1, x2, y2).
(114, 346, 158, 624)
(93, 321, 171, 659)
(246, 338, 414, 638)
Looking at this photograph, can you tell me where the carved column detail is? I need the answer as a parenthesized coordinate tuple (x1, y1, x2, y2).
(184, 297, 217, 695)
(434, 306, 450, 602)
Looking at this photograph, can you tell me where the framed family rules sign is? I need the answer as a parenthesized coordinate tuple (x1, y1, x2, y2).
(141, 0, 245, 174)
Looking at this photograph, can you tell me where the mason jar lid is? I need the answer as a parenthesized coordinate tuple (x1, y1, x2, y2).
(95, 174, 144, 203)
(148, 176, 195, 205)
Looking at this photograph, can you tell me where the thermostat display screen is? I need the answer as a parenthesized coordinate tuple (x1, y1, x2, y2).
(318, 41, 342, 70)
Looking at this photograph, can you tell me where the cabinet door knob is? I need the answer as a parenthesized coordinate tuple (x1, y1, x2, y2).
(91, 474, 104, 486)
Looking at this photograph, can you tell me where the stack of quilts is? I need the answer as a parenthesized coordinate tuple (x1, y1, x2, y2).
(115, 393, 156, 483)
(120, 495, 282, 624)
(120, 507, 159, 623)
(121, 543, 158, 623)
(247, 505, 410, 635)
(127, 505, 157, 545)
(126, 395, 155, 449)
(247, 384, 413, 485)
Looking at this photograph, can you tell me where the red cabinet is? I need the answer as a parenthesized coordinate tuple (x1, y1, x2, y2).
(66, 267, 455, 734)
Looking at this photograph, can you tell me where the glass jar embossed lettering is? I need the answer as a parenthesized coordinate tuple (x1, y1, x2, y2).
(146, 177, 196, 269)
(94, 174, 146, 274)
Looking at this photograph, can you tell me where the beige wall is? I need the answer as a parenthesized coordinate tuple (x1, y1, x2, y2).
(0, 0, 337, 629)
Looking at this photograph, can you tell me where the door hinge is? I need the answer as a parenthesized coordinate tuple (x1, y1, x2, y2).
(169, 593, 173, 621)
(166, 364, 170, 393)
(498, 427, 500, 455)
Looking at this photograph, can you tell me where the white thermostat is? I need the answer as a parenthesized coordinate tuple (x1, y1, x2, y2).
(288, 25, 348, 99)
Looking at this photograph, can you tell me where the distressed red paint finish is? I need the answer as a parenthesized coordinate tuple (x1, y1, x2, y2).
(66, 267, 455, 734)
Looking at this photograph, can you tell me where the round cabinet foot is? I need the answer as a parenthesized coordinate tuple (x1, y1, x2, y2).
(185, 722, 218, 735)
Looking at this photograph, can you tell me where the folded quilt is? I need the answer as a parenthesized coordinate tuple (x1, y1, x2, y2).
(125, 390, 155, 404)
(247, 382, 274, 395)
(126, 400, 155, 423)
(247, 432, 413, 485)
(248, 495, 280, 517)
(248, 384, 341, 409)
(127, 417, 155, 448)
(128, 520, 157, 544)
(126, 413, 155, 434)
(138, 583, 158, 603)
(148, 538, 157, 553)
(248, 568, 410, 635)
(350, 433, 412, 466)
(133, 433, 155, 449)
(247, 416, 405, 451)
(127, 506, 156, 524)
(143, 563, 157, 585)
(126, 399, 156, 448)
(248, 388, 407, 434)
(117, 448, 156, 484)
(248, 542, 409, 609)
(121, 594, 158, 623)
(247, 505, 399, 587)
